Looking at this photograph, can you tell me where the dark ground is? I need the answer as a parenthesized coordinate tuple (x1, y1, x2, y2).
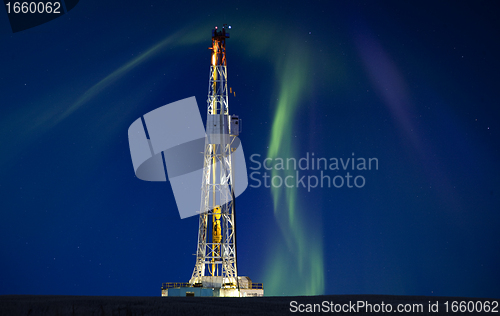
(0, 294, 498, 315)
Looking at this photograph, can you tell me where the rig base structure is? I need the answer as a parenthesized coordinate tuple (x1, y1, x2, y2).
(161, 277, 263, 297)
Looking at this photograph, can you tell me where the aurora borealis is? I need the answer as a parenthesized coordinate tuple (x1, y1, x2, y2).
(265, 39, 324, 296)
(1, 0, 499, 299)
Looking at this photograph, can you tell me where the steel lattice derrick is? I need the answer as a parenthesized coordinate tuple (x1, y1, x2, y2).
(190, 25, 238, 288)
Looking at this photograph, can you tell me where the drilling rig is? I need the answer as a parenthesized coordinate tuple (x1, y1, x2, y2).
(161, 25, 263, 297)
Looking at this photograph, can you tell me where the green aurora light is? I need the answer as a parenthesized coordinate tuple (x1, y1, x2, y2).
(264, 44, 325, 296)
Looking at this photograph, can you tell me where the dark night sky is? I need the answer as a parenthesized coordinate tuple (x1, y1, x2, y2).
(0, 1, 499, 298)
